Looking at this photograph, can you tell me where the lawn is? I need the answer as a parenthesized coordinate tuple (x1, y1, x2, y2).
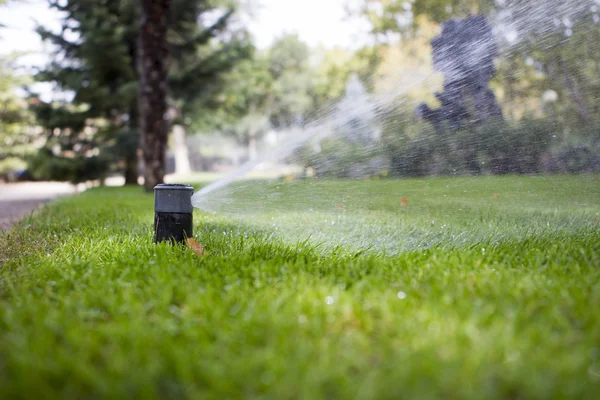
(0, 175, 599, 399)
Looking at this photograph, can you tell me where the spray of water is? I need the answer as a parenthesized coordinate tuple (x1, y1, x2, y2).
(190, 0, 599, 253)
(191, 71, 432, 212)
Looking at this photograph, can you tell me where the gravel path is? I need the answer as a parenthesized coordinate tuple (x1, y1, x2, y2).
(0, 182, 77, 232)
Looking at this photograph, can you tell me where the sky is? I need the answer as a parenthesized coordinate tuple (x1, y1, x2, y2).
(246, 0, 369, 49)
(0, 0, 370, 69)
(0, 0, 61, 66)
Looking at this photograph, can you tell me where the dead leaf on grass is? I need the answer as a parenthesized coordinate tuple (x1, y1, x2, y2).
(400, 197, 409, 207)
(186, 238, 207, 256)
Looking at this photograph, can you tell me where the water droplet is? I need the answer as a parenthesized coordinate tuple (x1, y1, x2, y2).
(326, 296, 335, 305)
(562, 17, 572, 28)
(397, 291, 406, 299)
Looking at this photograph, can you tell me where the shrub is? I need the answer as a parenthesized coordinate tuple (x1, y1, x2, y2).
(384, 119, 563, 176)
(554, 143, 600, 173)
(27, 149, 109, 183)
(0, 157, 28, 182)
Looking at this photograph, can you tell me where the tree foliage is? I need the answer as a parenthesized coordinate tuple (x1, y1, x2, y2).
(5, 0, 598, 182)
(195, 34, 313, 159)
(352, 0, 495, 39)
(30, 0, 250, 184)
(0, 54, 35, 180)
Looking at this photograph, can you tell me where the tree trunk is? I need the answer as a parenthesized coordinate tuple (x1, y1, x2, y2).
(124, 104, 140, 185)
(172, 124, 192, 175)
(124, 153, 139, 185)
(139, 0, 171, 191)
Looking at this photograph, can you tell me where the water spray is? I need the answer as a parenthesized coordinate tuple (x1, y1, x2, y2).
(154, 184, 194, 244)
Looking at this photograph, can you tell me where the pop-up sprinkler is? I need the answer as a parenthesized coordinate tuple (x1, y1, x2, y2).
(154, 184, 194, 244)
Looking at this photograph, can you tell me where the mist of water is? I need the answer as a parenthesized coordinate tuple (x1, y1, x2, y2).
(190, 0, 599, 252)
(191, 71, 432, 212)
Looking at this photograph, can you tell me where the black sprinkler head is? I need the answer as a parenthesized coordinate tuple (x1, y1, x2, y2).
(154, 184, 194, 244)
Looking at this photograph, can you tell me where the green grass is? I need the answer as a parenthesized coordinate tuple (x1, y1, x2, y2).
(1, 175, 599, 399)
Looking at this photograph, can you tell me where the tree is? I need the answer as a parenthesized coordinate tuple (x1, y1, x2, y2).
(514, 11, 600, 130)
(1, 1, 38, 180)
(311, 45, 380, 106)
(139, 0, 171, 190)
(167, 1, 251, 175)
(486, 1, 600, 138)
(414, 15, 503, 134)
(198, 34, 313, 161)
(0, 54, 36, 181)
(371, 15, 440, 100)
(350, 0, 495, 40)
(33, 0, 143, 184)
(138, 0, 251, 188)
(193, 34, 386, 164)
(33, 0, 249, 187)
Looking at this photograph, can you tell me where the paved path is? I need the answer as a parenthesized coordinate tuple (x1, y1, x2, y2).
(0, 182, 77, 232)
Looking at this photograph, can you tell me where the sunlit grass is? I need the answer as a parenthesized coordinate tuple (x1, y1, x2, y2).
(197, 174, 600, 253)
(1, 175, 599, 399)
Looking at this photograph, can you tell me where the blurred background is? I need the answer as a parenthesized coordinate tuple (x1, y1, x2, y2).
(1, 0, 599, 186)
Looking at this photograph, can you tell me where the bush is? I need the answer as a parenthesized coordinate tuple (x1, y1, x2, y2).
(27, 149, 110, 184)
(384, 119, 564, 176)
(479, 119, 555, 174)
(0, 157, 28, 182)
(554, 143, 600, 173)
(295, 115, 598, 179)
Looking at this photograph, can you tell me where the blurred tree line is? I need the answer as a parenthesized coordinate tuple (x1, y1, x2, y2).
(26, 0, 251, 189)
(1, 0, 374, 185)
(1, 0, 599, 184)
